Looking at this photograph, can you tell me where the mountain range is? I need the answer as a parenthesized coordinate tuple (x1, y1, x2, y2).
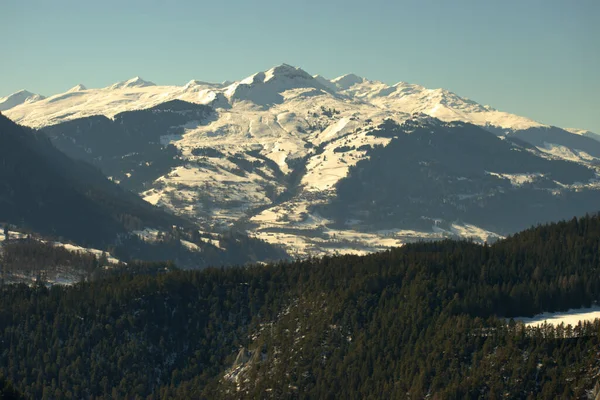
(3, 64, 599, 256)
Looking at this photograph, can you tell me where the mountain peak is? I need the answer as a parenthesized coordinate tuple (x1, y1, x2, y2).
(126, 76, 154, 86)
(67, 84, 87, 93)
(183, 80, 222, 91)
(331, 73, 365, 89)
(225, 64, 329, 105)
(237, 64, 314, 86)
(264, 64, 313, 82)
(0, 89, 45, 111)
(109, 76, 156, 90)
(313, 75, 338, 91)
(10, 89, 34, 96)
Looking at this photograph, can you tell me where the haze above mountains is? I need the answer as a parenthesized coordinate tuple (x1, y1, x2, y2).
(2, 64, 600, 257)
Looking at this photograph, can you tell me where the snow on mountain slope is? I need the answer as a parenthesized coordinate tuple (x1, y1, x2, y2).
(0, 229, 122, 286)
(538, 142, 599, 164)
(515, 306, 600, 328)
(2, 63, 551, 132)
(222, 64, 334, 106)
(0, 90, 45, 111)
(313, 74, 338, 91)
(331, 73, 365, 89)
(0, 229, 120, 264)
(67, 84, 87, 93)
(332, 77, 545, 130)
(4, 64, 598, 257)
(4, 79, 225, 128)
(301, 124, 391, 191)
(109, 76, 156, 89)
(566, 128, 600, 143)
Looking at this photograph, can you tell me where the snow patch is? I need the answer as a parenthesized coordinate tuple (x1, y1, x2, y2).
(486, 171, 545, 186)
(515, 306, 600, 328)
(540, 142, 598, 163)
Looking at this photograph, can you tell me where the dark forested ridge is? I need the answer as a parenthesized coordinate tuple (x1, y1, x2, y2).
(1, 214, 600, 398)
(0, 113, 185, 247)
(0, 113, 287, 268)
(0, 376, 25, 400)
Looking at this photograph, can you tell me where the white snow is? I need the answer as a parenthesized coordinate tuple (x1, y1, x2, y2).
(0, 229, 121, 265)
(449, 223, 504, 242)
(56, 243, 120, 264)
(486, 171, 545, 186)
(331, 73, 365, 90)
(2, 64, 589, 258)
(133, 227, 222, 250)
(0, 89, 45, 111)
(4, 80, 220, 128)
(4, 63, 551, 132)
(430, 222, 504, 243)
(0, 230, 27, 241)
(302, 127, 391, 191)
(67, 84, 87, 93)
(565, 127, 600, 143)
(540, 142, 598, 163)
(249, 197, 503, 256)
(109, 76, 156, 90)
(515, 306, 600, 328)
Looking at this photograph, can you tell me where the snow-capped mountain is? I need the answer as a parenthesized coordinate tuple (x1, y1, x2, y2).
(0, 89, 45, 111)
(109, 76, 156, 90)
(4, 64, 600, 256)
(0, 64, 548, 131)
(223, 64, 334, 106)
(67, 84, 87, 93)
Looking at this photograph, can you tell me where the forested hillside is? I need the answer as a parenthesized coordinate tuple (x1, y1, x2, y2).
(1, 214, 600, 398)
(0, 113, 185, 247)
(0, 113, 287, 268)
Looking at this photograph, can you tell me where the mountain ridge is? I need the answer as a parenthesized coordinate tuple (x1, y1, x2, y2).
(4, 64, 599, 257)
(4, 63, 588, 135)
(0, 89, 45, 111)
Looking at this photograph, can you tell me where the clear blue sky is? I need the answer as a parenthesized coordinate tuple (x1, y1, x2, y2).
(2, 0, 599, 132)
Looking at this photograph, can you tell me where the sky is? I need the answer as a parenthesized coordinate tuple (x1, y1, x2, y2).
(2, 0, 599, 132)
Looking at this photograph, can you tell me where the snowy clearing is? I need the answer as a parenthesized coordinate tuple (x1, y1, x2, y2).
(515, 306, 600, 328)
